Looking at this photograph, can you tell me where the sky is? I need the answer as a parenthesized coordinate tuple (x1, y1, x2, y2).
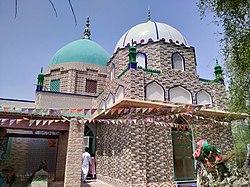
(0, 0, 224, 100)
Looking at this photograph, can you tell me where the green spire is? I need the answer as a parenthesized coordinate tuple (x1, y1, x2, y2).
(36, 67, 44, 91)
(148, 8, 151, 21)
(128, 40, 137, 69)
(214, 59, 224, 84)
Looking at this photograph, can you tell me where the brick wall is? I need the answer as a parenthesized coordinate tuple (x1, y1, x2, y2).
(64, 119, 84, 187)
(95, 115, 235, 187)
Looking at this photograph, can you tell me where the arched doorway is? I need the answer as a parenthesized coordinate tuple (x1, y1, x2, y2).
(84, 125, 96, 156)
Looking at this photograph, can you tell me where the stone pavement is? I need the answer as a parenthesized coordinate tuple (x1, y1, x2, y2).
(48, 179, 114, 187)
(81, 179, 114, 187)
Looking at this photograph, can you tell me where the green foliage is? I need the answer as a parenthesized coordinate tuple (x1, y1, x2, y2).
(199, 0, 250, 114)
(232, 121, 250, 167)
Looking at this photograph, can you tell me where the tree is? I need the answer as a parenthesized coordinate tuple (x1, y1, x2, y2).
(199, 0, 250, 114)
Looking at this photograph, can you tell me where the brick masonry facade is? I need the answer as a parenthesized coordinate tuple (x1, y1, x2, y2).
(95, 115, 235, 187)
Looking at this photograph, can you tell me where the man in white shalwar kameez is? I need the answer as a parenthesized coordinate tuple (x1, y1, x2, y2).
(82, 147, 92, 182)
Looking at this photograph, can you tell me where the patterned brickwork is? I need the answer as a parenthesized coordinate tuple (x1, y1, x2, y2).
(96, 41, 227, 110)
(64, 119, 84, 187)
(44, 62, 107, 96)
(95, 114, 235, 187)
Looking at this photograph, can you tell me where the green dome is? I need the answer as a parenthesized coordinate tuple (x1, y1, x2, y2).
(50, 39, 109, 66)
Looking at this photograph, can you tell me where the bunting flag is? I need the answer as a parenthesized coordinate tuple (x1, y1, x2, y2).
(36, 120, 42, 126)
(42, 120, 48, 126)
(1, 119, 9, 125)
(9, 119, 16, 126)
(29, 120, 35, 126)
(48, 120, 54, 125)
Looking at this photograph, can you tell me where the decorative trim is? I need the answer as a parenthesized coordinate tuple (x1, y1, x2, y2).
(137, 66, 161, 74)
(118, 68, 129, 79)
(136, 51, 148, 69)
(195, 89, 213, 105)
(171, 52, 186, 71)
(168, 85, 193, 104)
(144, 80, 166, 101)
(36, 90, 97, 98)
(0, 98, 35, 103)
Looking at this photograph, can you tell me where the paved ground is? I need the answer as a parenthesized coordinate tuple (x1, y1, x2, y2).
(10, 178, 114, 187)
(49, 179, 114, 187)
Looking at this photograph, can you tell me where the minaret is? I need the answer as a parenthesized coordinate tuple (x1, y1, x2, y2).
(83, 16, 91, 39)
(128, 40, 137, 69)
(36, 67, 44, 91)
(214, 59, 224, 84)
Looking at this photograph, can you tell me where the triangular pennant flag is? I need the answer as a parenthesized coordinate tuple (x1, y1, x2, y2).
(48, 120, 54, 125)
(130, 108, 136, 113)
(36, 120, 42, 126)
(136, 108, 142, 113)
(197, 105, 203, 111)
(42, 120, 48, 126)
(105, 109, 110, 115)
(124, 108, 130, 114)
(76, 109, 83, 114)
(9, 119, 16, 126)
(147, 108, 154, 113)
(91, 109, 97, 115)
(54, 120, 60, 123)
(111, 109, 117, 115)
(117, 108, 123, 115)
(142, 108, 148, 113)
(1, 119, 9, 125)
(175, 114, 179, 118)
(111, 120, 115, 124)
(171, 107, 176, 112)
(29, 120, 35, 126)
(132, 119, 137, 124)
(84, 109, 90, 115)
(170, 115, 175, 119)
(17, 119, 23, 124)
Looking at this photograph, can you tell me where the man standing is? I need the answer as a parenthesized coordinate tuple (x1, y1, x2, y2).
(82, 147, 92, 182)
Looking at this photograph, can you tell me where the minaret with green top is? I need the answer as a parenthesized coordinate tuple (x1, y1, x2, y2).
(214, 59, 224, 84)
(36, 67, 44, 91)
(128, 40, 137, 69)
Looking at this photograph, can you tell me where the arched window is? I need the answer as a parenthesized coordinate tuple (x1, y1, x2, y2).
(196, 90, 212, 105)
(115, 85, 124, 102)
(136, 52, 147, 68)
(172, 53, 184, 71)
(169, 86, 192, 104)
(145, 81, 165, 101)
(106, 93, 114, 108)
(110, 63, 115, 81)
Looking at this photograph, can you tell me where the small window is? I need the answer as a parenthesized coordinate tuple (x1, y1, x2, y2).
(196, 90, 212, 105)
(172, 53, 184, 71)
(136, 52, 147, 68)
(86, 80, 97, 93)
(50, 79, 60, 92)
(110, 64, 115, 81)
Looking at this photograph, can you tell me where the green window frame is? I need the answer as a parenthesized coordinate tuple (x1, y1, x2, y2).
(50, 79, 60, 92)
(172, 128, 195, 181)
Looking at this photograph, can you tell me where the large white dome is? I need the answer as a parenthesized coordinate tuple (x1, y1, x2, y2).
(115, 21, 188, 51)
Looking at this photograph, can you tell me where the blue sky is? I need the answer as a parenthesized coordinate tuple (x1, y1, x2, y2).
(0, 0, 223, 100)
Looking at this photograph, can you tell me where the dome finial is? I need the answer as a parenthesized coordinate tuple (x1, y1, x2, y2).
(148, 8, 151, 21)
(83, 16, 91, 39)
